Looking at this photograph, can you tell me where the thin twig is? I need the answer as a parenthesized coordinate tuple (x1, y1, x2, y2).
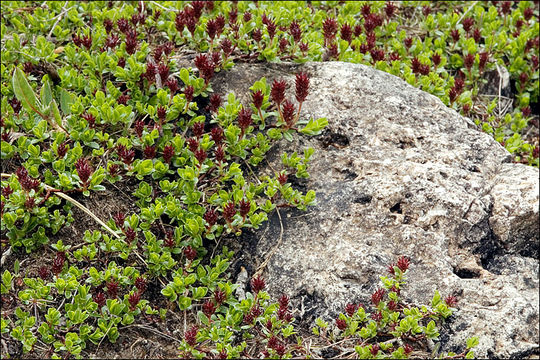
(47, 2, 70, 39)
(1, 173, 121, 240)
(0, 246, 12, 267)
(457, 2, 479, 25)
(497, 63, 503, 120)
(254, 207, 284, 277)
(120, 324, 183, 344)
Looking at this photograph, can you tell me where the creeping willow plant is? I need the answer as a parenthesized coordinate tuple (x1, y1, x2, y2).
(2, 1, 527, 358)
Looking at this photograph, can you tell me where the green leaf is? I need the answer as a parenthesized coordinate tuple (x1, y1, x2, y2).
(13, 67, 41, 114)
(431, 290, 441, 307)
(51, 99, 63, 128)
(2, 270, 12, 290)
(300, 117, 328, 135)
(180, 68, 190, 85)
(466, 337, 479, 349)
(60, 89, 73, 115)
(198, 310, 209, 326)
(178, 296, 192, 310)
(40, 78, 53, 105)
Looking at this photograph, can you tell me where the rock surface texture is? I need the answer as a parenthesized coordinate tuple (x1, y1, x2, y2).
(212, 62, 539, 359)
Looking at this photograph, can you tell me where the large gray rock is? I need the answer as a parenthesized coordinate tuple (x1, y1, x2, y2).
(212, 62, 539, 359)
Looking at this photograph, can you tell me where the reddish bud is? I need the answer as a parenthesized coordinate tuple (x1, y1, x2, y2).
(295, 72, 310, 103)
(271, 79, 287, 105)
(104, 18, 114, 33)
(75, 158, 93, 186)
(135, 276, 147, 293)
(143, 145, 156, 159)
(524, 7, 534, 21)
(163, 144, 175, 164)
(82, 113, 96, 128)
(336, 318, 347, 330)
(221, 38, 233, 57)
(252, 90, 264, 110)
(519, 72, 528, 87)
(432, 53, 442, 67)
(251, 275, 265, 293)
(113, 212, 126, 228)
(125, 227, 136, 243)
(208, 94, 222, 113)
(345, 303, 357, 317)
(117, 57, 126, 68)
(215, 145, 225, 163)
(239, 199, 250, 217)
(500, 1, 512, 16)
(404, 37, 413, 50)
(214, 288, 226, 305)
(522, 106, 531, 118)
(464, 53, 475, 71)
(371, 288, 385, 305)
(370, 48, 385, 62)
(128, 291, 141, 310)
(166, 77, 179, 94)
(279, 37, 289, 53)
(223, 201, 236, 223)
(444, 295, 458, 307)
(38, 266, 50, 280)
(463, 17, 475, 33)
(472, 28, 482, 43)
(117, 144, 135, 166)
(164, 230, 175, 248)
(184, 245, 197, 261)
(184, 325, 198, 346)
(289, 21, 302, 43)
(277, 172, 288, 185)
(250, 304, 262, 318)
(238, 108, 253, 132)
(210, 126, 224, 144)
(450, 29, 460, 42)
(206, 18, 218, 41)
(404, 343, 414, 354)
(282, 100, 296, 127)
(385, 2, 397, 18)
(340, 23, 352, 43)
(192, 121, 204, 138)
(202, 299, 216, 316)
(94, 292, 106, 307)
(106, 279, 119, 298)
(322, 17, 338, 42)
(266, 18, 277, 40)
(252, 28, 262, 43)
(117, 93, 129, 105)
(194, 148, 207, 163)
(396, 256, 410, 272)
(279, 294, 289, 309)
(187, 138, 199, 152)
(51, 253, 65, 275)
(371, 311, 383, 321)
(361, 4, 371, 17)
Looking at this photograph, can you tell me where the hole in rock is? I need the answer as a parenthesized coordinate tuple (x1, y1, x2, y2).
(389, 202, 402, 214)
(318, 130, 350, 148)
(453, 268, 481, 279)
(353, 194, 372, 204)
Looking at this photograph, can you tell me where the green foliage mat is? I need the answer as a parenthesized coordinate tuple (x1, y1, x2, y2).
(2, 1, 537, 358)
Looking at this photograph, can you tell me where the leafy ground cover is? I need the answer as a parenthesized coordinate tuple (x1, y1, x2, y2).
(1, 1, 538, 358)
